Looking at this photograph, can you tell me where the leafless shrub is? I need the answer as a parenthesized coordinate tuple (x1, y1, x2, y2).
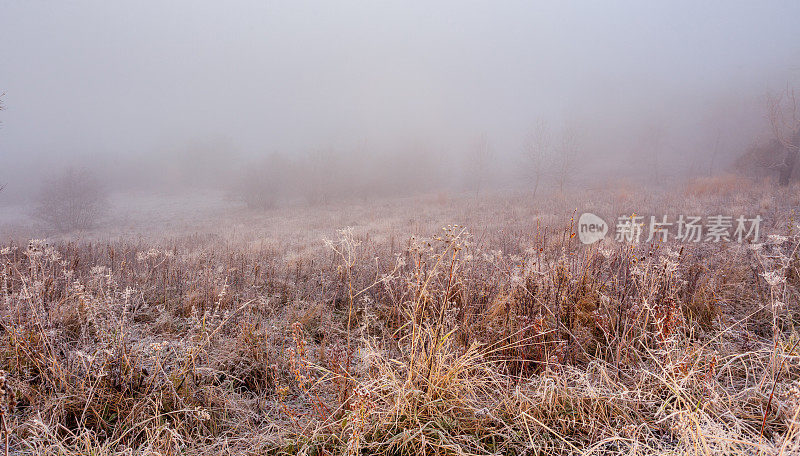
(554, 123, 579, 193)
(33, 168, 109, 232)
(735, 138, 785, 179)
(520, 120, 551, 198)
(767, 86, 800, 185)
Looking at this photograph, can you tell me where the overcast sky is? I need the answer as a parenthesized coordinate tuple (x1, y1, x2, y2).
(1, 1, 800, 185)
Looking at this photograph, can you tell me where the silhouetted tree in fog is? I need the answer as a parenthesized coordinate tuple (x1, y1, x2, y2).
(555, 125, 579, 193)
(782, 130, 800, 185)
(767, 87, 800, 186)
(734, 139, 784, 178)
(521, 120, 551, 198)
(34, 168, 109, 232)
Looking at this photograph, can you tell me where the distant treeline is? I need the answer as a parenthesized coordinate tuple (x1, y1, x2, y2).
(229, 149, 452, 207)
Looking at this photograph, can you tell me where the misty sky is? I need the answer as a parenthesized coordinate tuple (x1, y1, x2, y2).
(2, 0, 800, 191)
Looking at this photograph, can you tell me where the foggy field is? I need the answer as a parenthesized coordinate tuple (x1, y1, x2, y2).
(3, 1, 800, 454)
(2, 180, 800, 455)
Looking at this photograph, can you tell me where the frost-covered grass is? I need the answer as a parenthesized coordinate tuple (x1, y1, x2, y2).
(1, 178, 800, 455)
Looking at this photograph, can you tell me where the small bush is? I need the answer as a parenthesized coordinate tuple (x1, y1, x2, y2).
(34, 168, 109, 232)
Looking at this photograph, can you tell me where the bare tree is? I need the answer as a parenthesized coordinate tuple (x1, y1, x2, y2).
(465, 134, 493, 197)
(34, 168, 109, 232)
(767, 86, 800, 186)
(554, 125, 579, 194)
(520, 120, 551, 198)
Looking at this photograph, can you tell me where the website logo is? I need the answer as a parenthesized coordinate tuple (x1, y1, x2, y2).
(578, 212, 608, 244)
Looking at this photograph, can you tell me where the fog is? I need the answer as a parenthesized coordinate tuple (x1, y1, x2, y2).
(1, 1, 800, 206)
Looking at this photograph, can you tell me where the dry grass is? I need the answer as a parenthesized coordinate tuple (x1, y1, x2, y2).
(684, 174, 751, 198)
(1, 181, 800, 455)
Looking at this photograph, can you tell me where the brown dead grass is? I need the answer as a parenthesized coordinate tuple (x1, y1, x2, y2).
(684, 174, 752, 198)
(0, 182, 799, 455)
